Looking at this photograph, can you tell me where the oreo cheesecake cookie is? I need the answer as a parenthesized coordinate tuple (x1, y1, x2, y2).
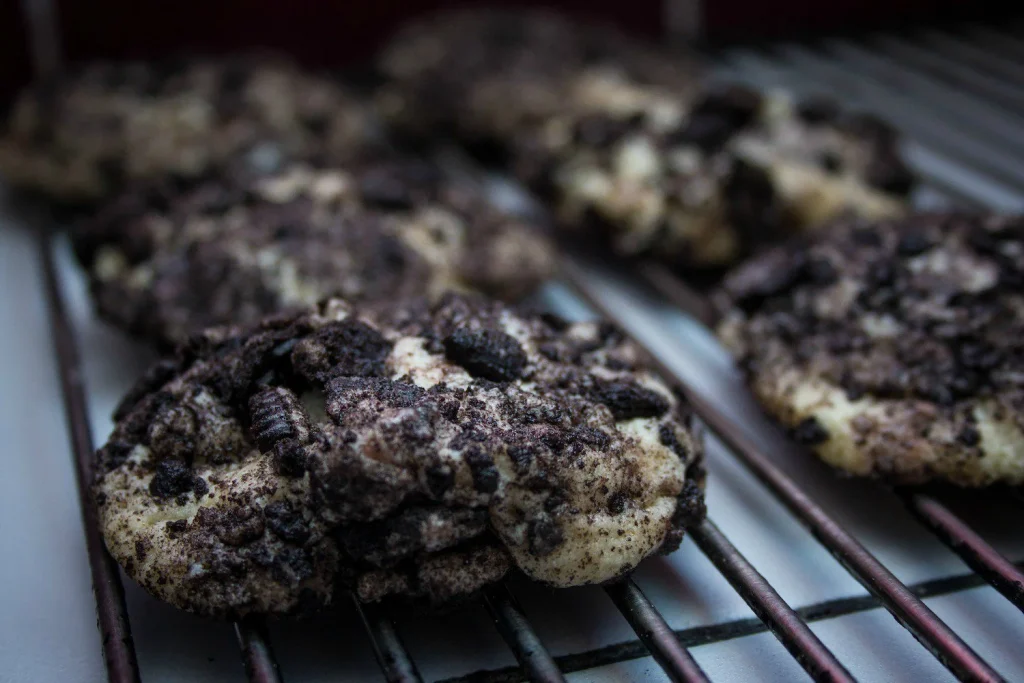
(528, 83, 914, 269)
(0, 54, 379, 208)
(379, 12, 912, 269)
(77, 160, 556, 349)
(95, 294, 705, 618)
(376, 8, 700, 154)
(715, 213, 1024, 486)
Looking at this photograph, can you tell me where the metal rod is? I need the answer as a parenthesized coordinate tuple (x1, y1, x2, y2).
(825, 40, 1024, 151)
(918, 31, 1024, 88)
(604, 579, 712, 683)
(235, 620, 284, 683)
(562, 257, 1006, 683)
(352, 596, 424, 683)
(900, 493, 1024, 615)
(964, 26, 1024, 64)
(482, 585, 567, 683)
(637, 262, 716, 326)
(18, 0, 62, 80)
(871, 34, 1024, 113)
(37, 226, 141, 683)
(690, 520, 857, 683)
(911, 178, 990, 212)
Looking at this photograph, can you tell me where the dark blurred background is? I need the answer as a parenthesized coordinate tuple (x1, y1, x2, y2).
(3, 0, 1021, 100)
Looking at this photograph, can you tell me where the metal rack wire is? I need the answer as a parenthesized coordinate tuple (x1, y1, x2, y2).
(353, 599, 424, 683)
(26, 12, 1024, 683)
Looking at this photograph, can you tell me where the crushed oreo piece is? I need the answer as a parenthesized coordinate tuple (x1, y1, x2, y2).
(443, 328, 528, 382)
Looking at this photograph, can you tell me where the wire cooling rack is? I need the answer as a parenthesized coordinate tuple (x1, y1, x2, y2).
(2, 13, 1024, 683)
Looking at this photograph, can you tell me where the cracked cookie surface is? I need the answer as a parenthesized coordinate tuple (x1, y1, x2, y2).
(96, 294, 705, 617)
(715, 213, 1024, 486)
(78, 160, 555, 349)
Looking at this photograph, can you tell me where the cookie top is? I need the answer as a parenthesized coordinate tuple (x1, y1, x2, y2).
(715, 213, 1024, 486)
(78, 160, 556, 349)
(0, 54, 380, 206)
(535, 83, 913, 268)
(96, 294, 705, 617)
(377, 8, 700, 150)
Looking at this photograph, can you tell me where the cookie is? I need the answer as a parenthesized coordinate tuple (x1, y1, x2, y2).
(77, 160, 556, 349)
(715, 213, 1024, 486)
(0, 54, 379, 207)
(376, 8, 700, 154)
(379, 12, 913, 269)
(95, 294, 705, 617)
(520, 83, 913, 269)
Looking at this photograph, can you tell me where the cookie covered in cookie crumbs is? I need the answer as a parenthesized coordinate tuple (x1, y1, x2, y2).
(0, 54, 379, 207)
(78, 159, 555, 349)
(379, 10, 913, 268)
(95, 294, 705, 617)
(715, 213, 1024, 486)
(523, 83, 912, 269)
